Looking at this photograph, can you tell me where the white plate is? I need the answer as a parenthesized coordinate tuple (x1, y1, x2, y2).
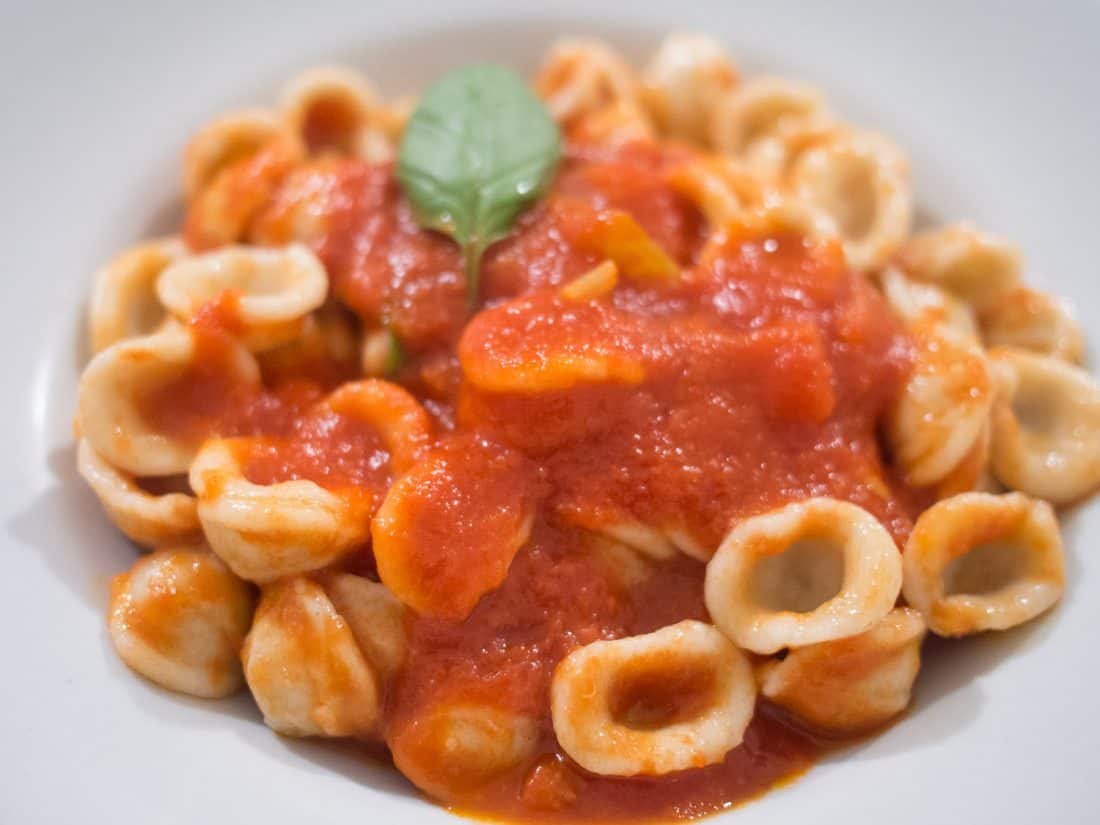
(2, 1, 1097, 823)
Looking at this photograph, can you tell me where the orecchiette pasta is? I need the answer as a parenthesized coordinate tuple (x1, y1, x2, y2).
(902, 492, 1064, 636)
(156, 244, 328, 351)
(585, 517, 714, 563)
(786, 130, 912, 271)
(280, 66, 383, 157)
(720, 198, 841, 250)
(982, 287, 1084, 364)
(878, 267, 979, 343)
(987, 348, 1100, 505)
(666, 156, 769, 231)
(590, 518, 678, 562)
(551, 620, 755, 776)
(534, 39, 643, 125)
(75, 32, 1100, 823)
(318, 379, 431, 473)
(189, 439, 373, 584)
(642, 32, 738, 144)
(458, 299, 647, 393)
(182, 109, 299, 201)
(390, 700, 540, 800)
(884, 316, 994, 489)
(567, 99, 656, 147)
(77, 326, 261, 476)
(77, 439, 201, 548)
(895, 224, 1021, 313)
(704, 498, 902, 654)
(183, 120, 304, 251)
(241, 577, 380, 737)
(665, 526, 714, 562)
(710, 77, 829, 173)
(933, 419, 992, 499)
(320, 573, 408, 683)
(108, 546, 254, 698)
(758, 608, 925, 734)
(88, 237, 187, 353)
(586, 533, 659, 590)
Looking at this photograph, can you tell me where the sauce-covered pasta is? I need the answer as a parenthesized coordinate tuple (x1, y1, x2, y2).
(74, 31, 1097, 824)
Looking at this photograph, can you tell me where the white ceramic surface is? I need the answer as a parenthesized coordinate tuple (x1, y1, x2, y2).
(2, 1, 1098, 822)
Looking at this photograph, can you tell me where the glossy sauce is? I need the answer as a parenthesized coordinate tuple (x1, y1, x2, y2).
(138, 296, 393, 498)
(177, 138, 923, 822)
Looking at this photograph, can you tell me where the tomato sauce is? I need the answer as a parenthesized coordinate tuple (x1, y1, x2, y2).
(372, 434, 541, 620)
(389, 522, 820, 823)
(175, 137, 924, 822)
(137, 296, 393, 498)
(238, 407, 391, 491)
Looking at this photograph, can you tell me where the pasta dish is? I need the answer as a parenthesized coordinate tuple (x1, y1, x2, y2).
(74, 33, 1100, 822)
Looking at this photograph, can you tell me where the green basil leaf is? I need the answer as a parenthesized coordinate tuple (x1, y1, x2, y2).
(397, 64, 561, 306)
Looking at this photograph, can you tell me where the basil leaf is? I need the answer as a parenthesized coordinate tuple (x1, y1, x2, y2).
(397, 64, 561, 306)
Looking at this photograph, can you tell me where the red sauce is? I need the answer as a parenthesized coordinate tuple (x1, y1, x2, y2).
(184, 140, 300, 251)
(172, 138, 924, 822)
(373, 435, 541, 620)
(252, 160, 468, 349)
(389, 523, 819, 823)
(459, 230, 914, 552)
(483, 709, 816, 824)
(138, 295, 391, 498)
(238, 407, 391, 491)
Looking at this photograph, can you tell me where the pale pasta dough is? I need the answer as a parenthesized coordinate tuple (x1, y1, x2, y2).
(182, 109, 301, 201)
(758, 607, 925, 734)
(883, 276, 994, 489)
(982, 287, 1084, 364)
(987, 348, 1100, 505)
(242, 577, 380, 737)
(319, 379, 432, 473)
(157, 244, 328, 351)
(189, 438, 373, 584)
(642, 32, 738, 144)
(705, 498, 902, 654)
(551, 620, 755, 776)
(77, 326, 261, 476)
(666, 156, 769, 231)
(320, 573, 409, 683)
(77, 439, 201, 548)
(88, 237, 187, 353)
(280, 66, 383, 157)
(895, 224, 1021, 313)
(903, 492, 1064, 636)
(390, 700, 540, 800)
(879, 267, 979, 343)
(710, 77, 829, 174)
(535, 39, 644, 125)
(786, 129, 912, 271)
(109, 546, 254, 698)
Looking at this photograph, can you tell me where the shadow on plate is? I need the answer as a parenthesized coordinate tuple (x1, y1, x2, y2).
(8, 445, 134, 610)
(111, 633, 421, 801)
